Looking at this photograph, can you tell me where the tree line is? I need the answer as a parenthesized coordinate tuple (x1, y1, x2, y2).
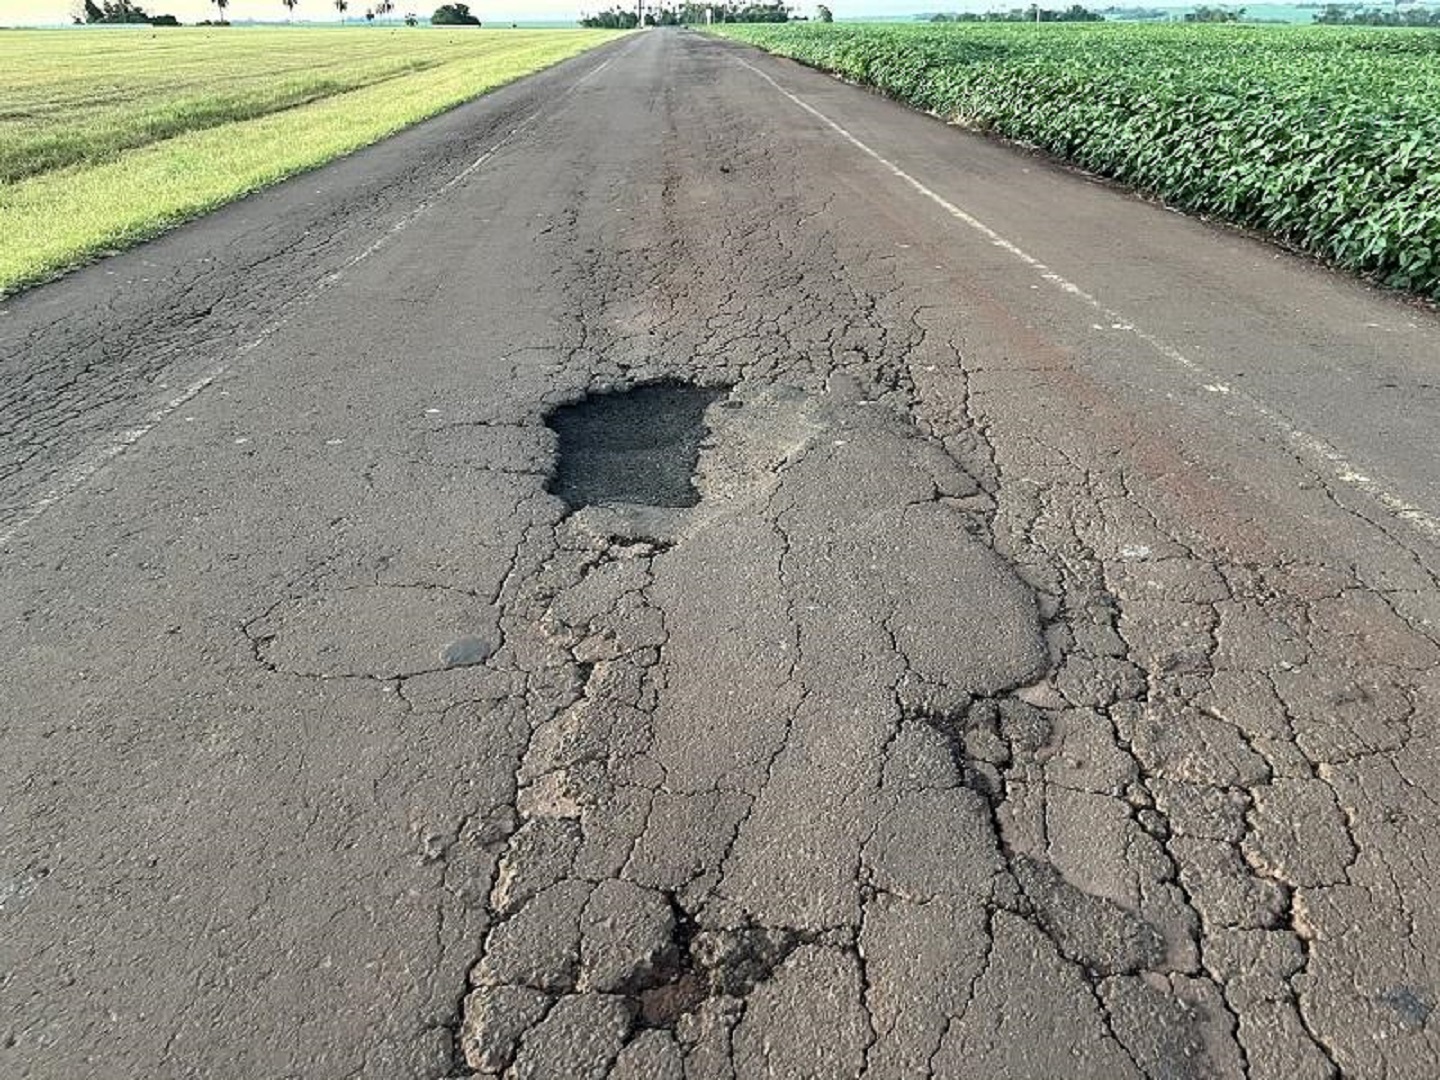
(72, 0, 489, 25)
(1313, 4, 1440, 25)
(1183, 5, 1243, 21)
(73, 0, 179, 23)
(929, 6, 1103, 20)
(581, 3, 794, 28)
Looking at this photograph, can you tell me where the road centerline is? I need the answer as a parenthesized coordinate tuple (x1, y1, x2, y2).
(0, 46, 629, 553)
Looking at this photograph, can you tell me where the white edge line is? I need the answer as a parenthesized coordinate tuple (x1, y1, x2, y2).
(735, 56, 1440, 547)
(0, 49, 621, 551)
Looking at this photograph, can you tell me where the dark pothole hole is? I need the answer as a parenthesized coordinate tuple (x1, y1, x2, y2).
(545, 381, 729, 511)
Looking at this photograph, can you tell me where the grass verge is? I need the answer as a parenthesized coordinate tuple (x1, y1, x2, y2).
(0, 28, 624, 296)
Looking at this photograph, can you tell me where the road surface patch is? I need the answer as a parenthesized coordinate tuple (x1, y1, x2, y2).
(247, 583, 499, 681)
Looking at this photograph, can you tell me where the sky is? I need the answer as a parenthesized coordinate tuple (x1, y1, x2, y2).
(3, 0, 1326, 25)
(0, 0, 983, 26)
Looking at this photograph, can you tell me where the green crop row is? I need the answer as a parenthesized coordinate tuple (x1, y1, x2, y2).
(713, 23, 1440, 300)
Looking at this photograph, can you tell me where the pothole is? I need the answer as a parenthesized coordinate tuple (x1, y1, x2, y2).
(545, 381, 729, 511)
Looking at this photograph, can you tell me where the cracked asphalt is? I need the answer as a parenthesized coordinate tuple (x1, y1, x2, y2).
(3, 27, 1440, 1080)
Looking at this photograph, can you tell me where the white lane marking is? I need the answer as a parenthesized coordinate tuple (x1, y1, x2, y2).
(0, 372, 219, 546)
(0, 50, 622, 551)
(736, 56, 1440, 547)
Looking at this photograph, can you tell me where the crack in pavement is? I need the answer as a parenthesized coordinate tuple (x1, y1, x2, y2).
(4, 29, 1440, 1080)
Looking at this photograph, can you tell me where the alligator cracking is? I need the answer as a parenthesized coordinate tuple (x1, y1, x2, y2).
(8, 30, 1439, 1080)
(395, 146, 1440, 1074)
(226, 71, 1440, 1078)
(420, 373, 1255, 1078)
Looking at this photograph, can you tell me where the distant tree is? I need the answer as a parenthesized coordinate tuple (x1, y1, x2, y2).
(282, 0, 300, 18)
(212, 0, 229, 20)
(335, 0, 348, 21)
(816, 3, 832, 19)
(94, 0, 180, 22)
(375, 0, 394, 18)
(432, 2, 480, 23)
(727, 2, 790, 21)
(81, 0, 156, 22)
(404, 11, 418, 23)
(580, 6, 639, 27)
(1185, 4, 1243, 19)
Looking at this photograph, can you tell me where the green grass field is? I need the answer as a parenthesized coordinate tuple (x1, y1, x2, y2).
(0, 27, 625, 296)
(716, 23, 1440, 300)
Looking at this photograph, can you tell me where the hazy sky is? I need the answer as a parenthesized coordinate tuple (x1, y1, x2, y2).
(3, 0, 969, 25)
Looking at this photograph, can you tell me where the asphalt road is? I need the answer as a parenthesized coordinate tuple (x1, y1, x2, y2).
(3, 28, 1440, 1080)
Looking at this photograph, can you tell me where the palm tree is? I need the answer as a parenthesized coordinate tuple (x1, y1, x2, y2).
(334, 0, 348, 20)
(375, 0, 393, 20)
(212, 0, 229, 20)
(282, 0, 299, 19)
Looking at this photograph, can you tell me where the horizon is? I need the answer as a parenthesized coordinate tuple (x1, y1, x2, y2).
(0, 0, 1341, 29)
